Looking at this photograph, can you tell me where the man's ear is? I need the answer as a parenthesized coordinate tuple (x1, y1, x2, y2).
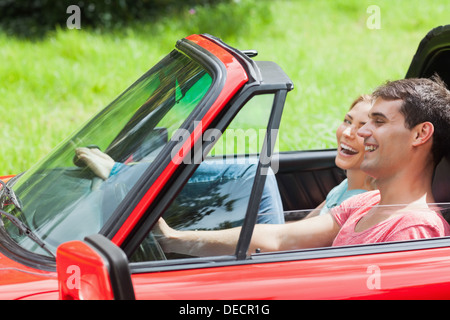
(412, 122, 434, 147)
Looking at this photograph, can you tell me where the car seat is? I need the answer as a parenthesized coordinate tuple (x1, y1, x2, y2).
(433, 156, 450, 203)
(432, 155, 450, 221)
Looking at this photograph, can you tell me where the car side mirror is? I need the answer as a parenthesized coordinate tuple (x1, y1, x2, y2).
(56, 234, 135, 300)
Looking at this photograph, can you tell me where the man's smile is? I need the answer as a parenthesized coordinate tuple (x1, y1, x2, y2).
(364, 144, 378, 152)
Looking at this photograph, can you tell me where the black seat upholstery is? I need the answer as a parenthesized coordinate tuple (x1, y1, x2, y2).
(432, 156, 450, 203)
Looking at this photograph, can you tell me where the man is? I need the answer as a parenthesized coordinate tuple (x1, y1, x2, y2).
(156, 77, 450, 257)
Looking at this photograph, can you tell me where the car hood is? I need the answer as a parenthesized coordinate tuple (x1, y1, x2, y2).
(0, 251, 58, 300)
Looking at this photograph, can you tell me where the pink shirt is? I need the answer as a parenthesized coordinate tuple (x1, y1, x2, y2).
(331, 191, 450, 246)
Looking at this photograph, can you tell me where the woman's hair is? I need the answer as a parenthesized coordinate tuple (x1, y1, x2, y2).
(348, 93, 376, 190)
(349, 94, 372, 110)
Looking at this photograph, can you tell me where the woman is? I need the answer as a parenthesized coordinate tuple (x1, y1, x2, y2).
(306, 94, 374, 218)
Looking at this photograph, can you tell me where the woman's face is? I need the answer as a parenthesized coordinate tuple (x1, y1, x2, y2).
(335, 100, 371, 170)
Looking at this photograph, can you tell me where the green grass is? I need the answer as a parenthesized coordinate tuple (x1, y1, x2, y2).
(1, 0, 450, 175)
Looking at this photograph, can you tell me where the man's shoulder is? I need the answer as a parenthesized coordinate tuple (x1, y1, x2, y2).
(395, 207, 450, 232)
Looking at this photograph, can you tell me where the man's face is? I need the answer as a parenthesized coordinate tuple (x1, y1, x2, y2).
(357, 98, 414, 179)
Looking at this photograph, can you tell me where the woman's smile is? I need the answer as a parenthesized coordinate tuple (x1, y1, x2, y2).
(335, 100, 371, 170)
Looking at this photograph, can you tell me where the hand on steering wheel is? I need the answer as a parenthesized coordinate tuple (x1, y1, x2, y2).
(74, 146, 115, 180)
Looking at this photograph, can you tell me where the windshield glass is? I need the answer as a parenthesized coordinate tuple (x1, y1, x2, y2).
(3, 50, 213, 256)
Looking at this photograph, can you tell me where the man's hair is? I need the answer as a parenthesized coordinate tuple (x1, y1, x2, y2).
(372, 75, 450, 166)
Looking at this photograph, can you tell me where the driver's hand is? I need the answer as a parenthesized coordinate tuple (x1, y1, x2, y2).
(75, 147, 115, 180)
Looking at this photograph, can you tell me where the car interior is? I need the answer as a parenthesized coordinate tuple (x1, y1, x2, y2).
(275, 150, 450, 221)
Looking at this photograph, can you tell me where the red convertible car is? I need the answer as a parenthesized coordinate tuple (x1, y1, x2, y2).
(2, 26, 450, 301)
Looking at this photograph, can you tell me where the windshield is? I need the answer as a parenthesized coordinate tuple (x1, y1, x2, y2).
(3, 50, 213, 256)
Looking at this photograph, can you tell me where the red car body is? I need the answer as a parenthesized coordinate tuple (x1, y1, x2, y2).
(2, 27, 450, 300)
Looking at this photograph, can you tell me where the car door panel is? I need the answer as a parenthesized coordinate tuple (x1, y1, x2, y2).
(130, 242, 450, 299)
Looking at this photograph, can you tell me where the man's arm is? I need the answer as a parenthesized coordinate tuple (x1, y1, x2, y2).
(155, 213, 341, 257)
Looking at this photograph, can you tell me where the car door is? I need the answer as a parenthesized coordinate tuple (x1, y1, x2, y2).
(57, 233, 450, 300)
(129, 240, 450, 300)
